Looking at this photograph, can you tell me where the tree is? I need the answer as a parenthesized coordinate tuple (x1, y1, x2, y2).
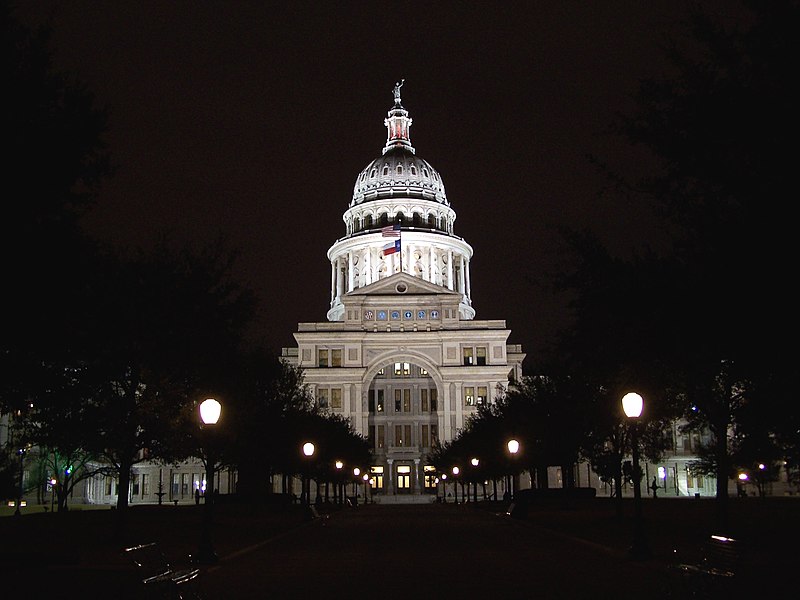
(1, 2, 110, 412)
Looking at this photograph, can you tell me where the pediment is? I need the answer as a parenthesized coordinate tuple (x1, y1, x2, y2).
(346, 272, 460, 298)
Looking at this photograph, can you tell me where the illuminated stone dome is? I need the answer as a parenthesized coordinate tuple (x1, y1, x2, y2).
(350, 82, 447, 207)
(327, 82, 474, 323)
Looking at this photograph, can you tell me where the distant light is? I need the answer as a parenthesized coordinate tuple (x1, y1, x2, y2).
(507, 439, 520, 454)
(302, 442, 315, 457)
(738, 473, 748, 481)
(658, 466, 666, 480)
(441, 473, 447, 480)
(621, 392, 644, 418)
(353, 468, 360, 477)
(363, 474, 369, 481)
(452, 466, 460, 476)
(335, 460, 343, 470)
(758, 463, 765, 470)
(471, 458, 479, 467)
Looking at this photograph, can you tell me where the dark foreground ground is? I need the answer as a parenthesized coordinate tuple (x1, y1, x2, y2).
(1, 495, 796, 599)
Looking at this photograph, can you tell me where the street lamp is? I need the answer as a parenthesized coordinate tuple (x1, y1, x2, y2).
(352, 467, 360, 501)
(302, 442, 315, 506)
(362, 473, 370, 505)
(621, 392, 650, 559)
(452, 467, 460, 504)
(335, 460, 343, 505)
(14, 447, 25, 516)
(196, 397, 221, 564)
(507, 439, 519, 500)
(471, 458, 480, 503)
(441, 473, 447, 503)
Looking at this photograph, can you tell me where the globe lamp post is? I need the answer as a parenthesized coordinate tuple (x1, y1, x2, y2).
(302, 442, 315, 506)
(622, 392, 650, 559)
(507, 439, 519, 500)
(452, 467, 460, 504)
(196, 398, 221, 564)
(470, 458, 480, 503)
(335, 460, 343, 505)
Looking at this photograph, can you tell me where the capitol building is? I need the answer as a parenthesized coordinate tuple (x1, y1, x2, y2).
(281, 83, 525, 500)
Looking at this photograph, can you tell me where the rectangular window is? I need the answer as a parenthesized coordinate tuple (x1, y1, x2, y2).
(463, 347, 474, 366)
(394, 362, 402, 376)
(318, 349, 328, 368)
(132, 474, 140, 496)
(171, 474, 180, 496)
(377, 390, 384, 412)
(431, 388, 438, 412)
(141, 473, 150, 496)
(395, 425, 403, 446)
(476, 347, 487, 366)
(368, 390, 375, 412)
(431, 424, 438, 445)
(477, 386, 488, 405)
(403, 389, 411, 412)
(377, 425, 385, 449)
(403, 362, 410, 376)
(331, 349, 342, 367)
(317, 388, 329, 408)
(421, 389, 428, 412)
(181, 473, 190, 496)
(419, 367, 428, 376)
(465, 386, 475, 406)
(331, 388, 342, 409)
(395, 389, 401, 412)
(421, 424, 429, 448)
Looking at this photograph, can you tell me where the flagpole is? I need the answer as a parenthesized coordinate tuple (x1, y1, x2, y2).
(399, 228, 403, 273)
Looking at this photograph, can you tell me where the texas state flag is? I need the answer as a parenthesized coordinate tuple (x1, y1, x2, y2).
(382, 239, 401, 256)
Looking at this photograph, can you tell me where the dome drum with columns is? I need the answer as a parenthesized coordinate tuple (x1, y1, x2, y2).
(284, 83, 524, 503)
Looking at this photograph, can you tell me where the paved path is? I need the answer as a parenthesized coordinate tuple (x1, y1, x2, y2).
(200, 504, 669, 599)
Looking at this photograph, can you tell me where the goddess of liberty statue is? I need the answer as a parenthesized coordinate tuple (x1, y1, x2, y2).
(393, 79, 404, 106)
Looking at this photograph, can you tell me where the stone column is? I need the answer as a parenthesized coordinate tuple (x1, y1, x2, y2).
(348, 251, 354, 292)
(447, 249, 454, 290)
(458, 255, 466, 296)
(387, 458, 395, 495)
(414, 458, 422, 495)
(330, 260, 336, 305)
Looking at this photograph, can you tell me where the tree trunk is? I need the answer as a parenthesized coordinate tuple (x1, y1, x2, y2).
(114, 457, 133, 540)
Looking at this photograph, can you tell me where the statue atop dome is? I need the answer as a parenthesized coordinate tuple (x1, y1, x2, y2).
(393, 79, 404, 107)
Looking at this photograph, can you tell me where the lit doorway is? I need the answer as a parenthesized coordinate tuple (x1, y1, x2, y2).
(397, 465, 412, 493)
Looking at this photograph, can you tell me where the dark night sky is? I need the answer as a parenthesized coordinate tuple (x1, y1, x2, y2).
(16, 1, 744, 366)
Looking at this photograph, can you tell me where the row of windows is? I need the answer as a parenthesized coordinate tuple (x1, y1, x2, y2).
(370, 423, 439, 449)
(316, 388, 343, 409)
(463, 347, 487, 366)
(368, 388, 438, 413)
(464, 386, 489, 407)
(348, 212, 453, 235)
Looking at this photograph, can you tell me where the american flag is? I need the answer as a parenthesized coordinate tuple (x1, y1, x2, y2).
(381, 224, 401, 237)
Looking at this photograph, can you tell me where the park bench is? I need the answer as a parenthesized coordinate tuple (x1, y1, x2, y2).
(669, 534, 740, 596)
(123, 542, 202, 599)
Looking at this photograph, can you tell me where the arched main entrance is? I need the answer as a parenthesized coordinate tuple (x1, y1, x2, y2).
(364, 358, 441, 499)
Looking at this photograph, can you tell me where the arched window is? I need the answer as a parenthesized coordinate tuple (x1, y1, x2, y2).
(427, 214, 435, 228)
(379, 213, 388, 227)
(354, 217, 361, 231)
(364, 214, 373, 229)
(423, 168, 429, 178)
(396, 164, 403, 175)
(413, 212, 422, 227)
(411, 166, 417, 176)
(382, 166, 389, 176)
(370, 169, 377, 178)
(396, 212, 405, 224)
